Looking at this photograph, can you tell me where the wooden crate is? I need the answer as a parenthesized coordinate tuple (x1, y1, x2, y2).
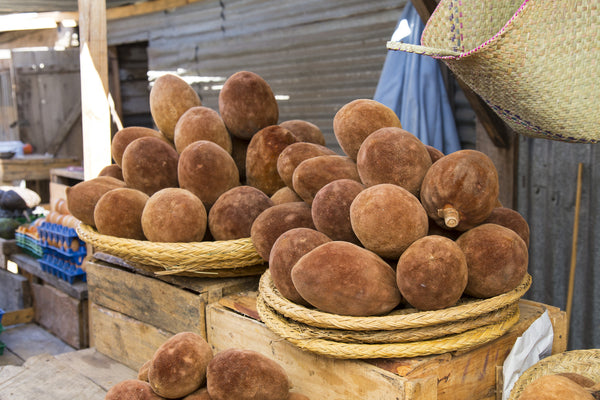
(31, 282, 89, 349)
(85, 255, 262, 370)
(49, 167, 84, 210)
(207, 293, 567, 400)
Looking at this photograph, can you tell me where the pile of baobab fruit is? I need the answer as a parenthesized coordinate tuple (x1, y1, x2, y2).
(67, 70, 529, 316)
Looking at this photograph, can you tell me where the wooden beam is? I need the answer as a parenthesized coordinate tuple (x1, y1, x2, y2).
(2, 307, 34, 326)
(78, 0, 112, 180)
(106, 0, 207, 20)
(410, 0, 511, 148)
(48, 99, 82, 157)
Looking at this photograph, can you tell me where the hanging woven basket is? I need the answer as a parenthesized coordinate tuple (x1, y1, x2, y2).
(76, 223, 266, 277)
(387, 0, 600, 143)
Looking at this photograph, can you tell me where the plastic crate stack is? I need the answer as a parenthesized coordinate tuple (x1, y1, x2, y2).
(0, 308, 5, 356)
(38, 221, 87, 284)
(15, 224, 44, 258)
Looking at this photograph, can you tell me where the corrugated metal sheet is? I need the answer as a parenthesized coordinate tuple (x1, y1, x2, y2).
(107, 0, 411, 154)
(517, 136, 600, 350)
(0, 0, 139, 13)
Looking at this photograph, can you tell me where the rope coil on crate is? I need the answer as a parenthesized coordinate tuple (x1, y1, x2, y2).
(508, 349, 600, 400)
(259, 270, 531, 331)
(76, 223, 265, 274)
(256, 294, 521, 359)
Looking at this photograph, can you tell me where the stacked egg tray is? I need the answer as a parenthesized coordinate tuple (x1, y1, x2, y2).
(38, 222, 87, 284)
(15, 225, 43, 258)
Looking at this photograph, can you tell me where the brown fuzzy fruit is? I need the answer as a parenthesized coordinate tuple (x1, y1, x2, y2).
(456, 223, 528, 298)
(94, 188, 149, 240)
(279, 119, 326, 145)
(396, 235, 468, 310)
(356, 127, 431, 197)
(174, 106, 232, 155)
(182, 387, 212, 400)
(269, 228, 332, 306)
(138, 360, 151, 381)
(141, 188, 207, 242)
(206, 348, 290, 400)
(245, 125, 297, 195)
(483, 207, 530, 247)
(276, 142, 337, 189)
(230, 136, 249, 184)
(311, 179, 364, 244)
(288, 393, 311, 400)
(292, 155, 361, 205)
(291, 241, 401, 316)
(556, 372, 597, 388)
(122, 136, 179, 196)
(420, 149, 499, 231)
(149, 332, 214, 399)
(111, 126, 170, 167)
(65, 176, 126, 227)
(425, 145, 445, 164)
(98, 164, 124, 181)
(333, 99, 402, 160)
(208, 186, 274, 240)
(518, 374, 595, 400)
(250, 202, 315, 261)
(271, 187, 303, 205)
(218, 71, 279, 140)
(350, 184, 429, 259)
(150, 74, 202, 141)
(105, 380, 165, 400)
(178, 140, 240, 208)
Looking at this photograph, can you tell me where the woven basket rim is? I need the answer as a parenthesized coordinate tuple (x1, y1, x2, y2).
(508, 349, 600, 400)
(256, 294, 521, 359)
(259, 270, 531, 331)
(76, 223, 265, 274)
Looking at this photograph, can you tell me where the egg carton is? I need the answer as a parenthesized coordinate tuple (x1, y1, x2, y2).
(15, 230, 43, 258)
(38, 222, 86, 258)
(39, 252, 86, 284)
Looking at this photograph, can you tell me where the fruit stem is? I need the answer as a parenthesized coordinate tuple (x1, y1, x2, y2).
(437, 206, 459, 228)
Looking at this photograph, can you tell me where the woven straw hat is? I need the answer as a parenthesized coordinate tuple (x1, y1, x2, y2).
(387, 0, 600, 143)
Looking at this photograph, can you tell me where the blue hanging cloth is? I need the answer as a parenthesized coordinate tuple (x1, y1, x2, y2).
(374, 3, 461, 155)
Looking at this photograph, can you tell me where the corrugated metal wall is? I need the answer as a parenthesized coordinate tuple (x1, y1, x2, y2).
(107, 0, 410, 154)
(518, 137, 600, 350)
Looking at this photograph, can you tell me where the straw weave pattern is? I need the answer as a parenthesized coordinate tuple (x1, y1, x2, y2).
(256, 294, 521, 359)
(387, 0, 600, 143)
(508, 349, 600, 399)
(259, 270, 531, 331)
(77, 223, 265, 276)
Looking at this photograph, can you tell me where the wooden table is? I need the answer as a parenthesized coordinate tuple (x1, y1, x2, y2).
(0, 155, 80, 203)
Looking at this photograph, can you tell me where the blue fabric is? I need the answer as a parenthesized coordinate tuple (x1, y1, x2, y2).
(374, 3, 461, 155)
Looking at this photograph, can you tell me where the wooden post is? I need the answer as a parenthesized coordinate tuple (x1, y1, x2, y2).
(78, 0, 111, 180)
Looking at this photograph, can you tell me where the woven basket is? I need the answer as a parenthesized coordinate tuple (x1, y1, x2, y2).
(387, 0, 600, 143)
(259, 270, 531, 330)
(256, 270, 531, 358)
(257, 294, 520, 359)
(76, 223, 266, 277)
(508, 349, 600, 399)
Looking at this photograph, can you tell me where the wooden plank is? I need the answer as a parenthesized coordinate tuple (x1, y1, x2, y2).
(0, 354, 106, 400)
(0, 268, 32, 311)
(86, 260, 206, 338)
(78, 0, 112, 180)
(107, 0, 208, 20)
(47, 99, 82, 157)
(55, 348, 138, 391)
(1, 308, 34, 326)
(90, 303, 173, 371)
(10, 253, 87, 300)
(207, 301, 408, 400)
(0, 156, 80, 182)
(31, 282, 89, 349)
